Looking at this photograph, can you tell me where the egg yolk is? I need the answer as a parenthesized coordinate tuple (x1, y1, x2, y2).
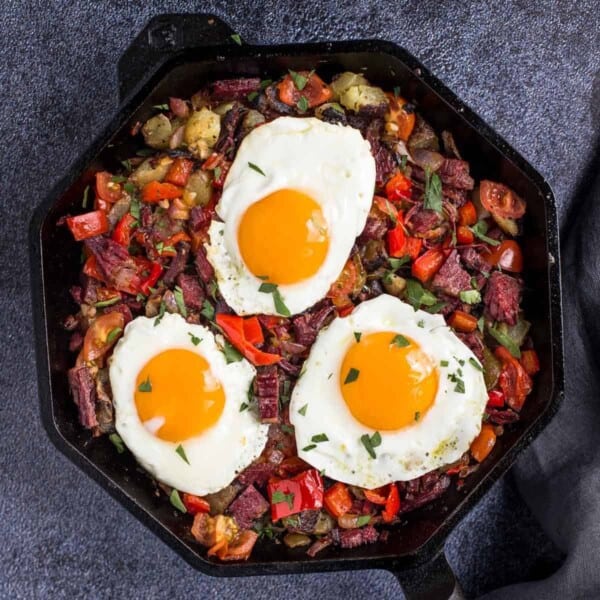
(134, 349, 225, 442)
(340, 332, 438, 430)
(237, 189, 329, 284)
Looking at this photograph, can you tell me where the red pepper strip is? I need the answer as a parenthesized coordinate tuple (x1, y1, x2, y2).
(363, 486, 388, 505)
(165, 158, 194, 187)
(141, 181, 183, 203)
(495, 346, 532, 411)
(268, 469, 324, 520)
(157, 231, 193, 257)
(216, 313, 281, 366)
(520, 349, 540, 375)
(405, 237, 423, 260)
(112, 213, 137, 247)
(66, 210, 109, 241)
(382, 483, 400, 522)
(242, 317, 264, 346)
(385, 172, 412, 202)
(458, 201, 477, 226)
(446, 465, 462, 476)
(139, 262, 163, 296)
(487, 390, 505, 408)
(323, 482, 353, 518)
(411, 248, 446, 282)
(83, 256, 106, 283)
(456, 225, 475, 245)
(387, 224, 406, 257)
(182, 493, 210, 515)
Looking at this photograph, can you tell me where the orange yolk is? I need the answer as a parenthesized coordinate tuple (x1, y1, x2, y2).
(340, 332, 438, 430)
(237, 189, 329, 284)
(135, 349, 225, 442)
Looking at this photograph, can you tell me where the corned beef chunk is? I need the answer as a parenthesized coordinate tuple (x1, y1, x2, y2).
(209, 78, 261, 101)
(406, 208, 446, 240)
(460, 247, 491, 274)
(176, 273, 204, 311)
(292, 300, 334, 347)
(214, 103, 247, 158)
(237, 462, 277, 487)
(68, 366, 98, 429)
(399, 472, 451, 513)
(194, 247, 215, 283)
(365, 119, 395, 188)
(162, 242, 190, 286)
(484, 271, 522, 325)
(255, 366, 279, 423)
(457, 331, 485, 362)
(438, 158, 474, 190)
(227, 485, 269, 529)
(333, 525, 379, 549)
(432, 250, 471, 297)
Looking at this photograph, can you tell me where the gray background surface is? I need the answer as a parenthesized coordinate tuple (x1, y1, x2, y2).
(2, 1, 598, 598)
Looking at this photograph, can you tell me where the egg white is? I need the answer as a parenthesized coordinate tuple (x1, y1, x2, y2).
(206, 116, 376, 316)
(289, 295, 488, 488)
(109, 313, 269, 495)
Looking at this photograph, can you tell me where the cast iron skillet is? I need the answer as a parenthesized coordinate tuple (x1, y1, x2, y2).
(29, 13, 564, 600)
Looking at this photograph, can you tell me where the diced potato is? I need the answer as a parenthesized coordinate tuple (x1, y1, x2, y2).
(330, 71, 370, 100)
(185, 108, 221, 151)
(184, 170, 213, 207)
(129, 156, 173, 187)
(340, 85, 388, 114)
(141, 114, 172, 149)
(241, 109, 266, 135)
(384, 273, 407, 296)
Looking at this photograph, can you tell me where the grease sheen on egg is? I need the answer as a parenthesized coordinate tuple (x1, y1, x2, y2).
(109, 313, 269, 496)
(206, 116, 376, 316)
(289, 295, 488, 489)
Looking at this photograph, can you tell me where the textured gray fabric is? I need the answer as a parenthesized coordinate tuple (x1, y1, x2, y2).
(1, 1, 598, 598)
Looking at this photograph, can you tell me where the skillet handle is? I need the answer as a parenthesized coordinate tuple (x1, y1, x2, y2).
(390, 552, 465, 600)
(118, 13, 237, 102)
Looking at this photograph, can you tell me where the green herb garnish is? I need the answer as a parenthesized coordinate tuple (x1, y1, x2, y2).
(298, 404, 308, 416)
(247, 91, 259, 102)
(95, 297, 120, 308)
(230, 33, 242, 45)
(222, 341, 243, 364)
(106, 327, 123, 344)
(440, 360, 449, 367)
(454, 379, 465, 393)
(360, 431, 382, 459)
(173, 286, 187, 317)
(288, 69, 309, 91)
(129, 197, 140, 221)
(470, 220, 501, 246)
(417, 320, 425, 328)
(354, 331, 362, 343)
(82, 185, 90, 208)
(459, 289, 482, 305)
(111, 175, 127, 183)
(154, 301, 166, 326)
(391, 334, 410, 348)
(138, 376, 152, 393)
(423, 169, 443, 213)
(405, 279, 439, 310)
(281, 424, 294, 434)
(175, 444, 190, 465)
(248, 162, 266, 176)
(109, 433, 125, 454)
(271, 490, 294, 509)
(239, 402, 249, 412)
(260, 79, 273, 89)
(201, 299, 215, 321)
(344, 367, 360, 384)
(477, 316, 485, 334)
(414, 411, 421, 421)
(188, 332, 201, 346)
(487, 324, 521, 358)
(356, 515, 371, 527)
(311, 433, 329, 443)
(469, 357, 483, 371)
(153, 103, 169, 111)
(258, 282, 290, 316)
(169, 489, 187, 513)
(297, 96, 309, 112)
(302, 444, 317, 452)
(389, 256, 410, 270)
(393, 86, 400, 98)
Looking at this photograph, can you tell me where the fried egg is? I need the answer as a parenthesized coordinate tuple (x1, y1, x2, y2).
(206, 116, 376, 316)
(109, 313, 268, 495)
(289, 294, 488, 488)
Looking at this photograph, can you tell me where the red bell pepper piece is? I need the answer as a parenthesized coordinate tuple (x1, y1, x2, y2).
(141, 181, 183, 203)
(165, 158, 194, 187)
(405, 237, 423, 260)
(139, 262, 163, 296)
(458, 201, 477, 226)
(486, 389, 505, 408)
(83, 256, 105, 283)
(112, 213, 137, 247)
(182, 493, 210, 515)
(323, 482, 353, 518)
(456, 225, 475, 245)
(385, 172, 412, 202)
(382, 483, 400, 523)
(268, 469, 324, 521)
(520, 349, 540, 375)
(216, 313, 280, 366)
(411, 248, 446, 282)
(66, 210, 109, 241)
(242, 317, 264, 346)
(363, 487, 388, 505)
(387, 224, 406, 257)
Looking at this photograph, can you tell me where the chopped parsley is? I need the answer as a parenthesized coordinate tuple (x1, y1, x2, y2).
(288, 69, 310, 91)
(389, 256, 410, 270)
(138, 377, 152, 393)
(111, 175, 127, 183)
(248, 161, 266, 176)
(281, 424, 294, 434)
(106, 327, 123, 344)
(258, 282, 290, 316)
(260, 79, 273, 89)
(405, 279, 439, 310)
(311, 433, 329, 443)
(424, 301, 448, 314)
(454, 379, 465, 393)
(487, 324, 521, 358)
(123, 181, 136, 195)
(247, 91, 259, 102)
(153, 103, 169, 111)
(297, 96, 309, 112)
(230, 33, 242, 45)
(121, 159, 132, 173)
(440, 360, 449, 367)
(173, 286, 187, 317)
(344, 367, 360, 384)
(477, 316, 485, 334)
(423, 168, 443, 213)
(469, 357, 483, 371)
(400, 154, 408, 172)
(109, 433, 125, 454)
(169, 489, 187, 513)
(354, 331, 362, 343)
(188, 332, 201, 346)
(414, 411, 421, 421)
(356, 515, 371, 527)
(129, 197, 140, 221)
(298, 404, 308, 416)
(470, 220, 500, 246)
(417, 320, 425, 328)
(154, 301, 166, 326)
(221, 340, 243, 364)
(201, 299, 215, 321)
(393, 86, 400, 98)
(239, 402, 249, 412)
(391, 334, 410, 348)
(459, 289, 482, 304)
(95, 296, 120, 308)
(271, 490, 294, 509)
(360, 431, 382, 459)
(302, 444, 317, 452)
(82, 185, 90, 208)
(213, 166, 222, 181)
(175, 444, 190, 465)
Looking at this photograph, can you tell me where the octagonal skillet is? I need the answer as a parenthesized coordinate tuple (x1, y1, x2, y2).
(29, 13, 564, 600)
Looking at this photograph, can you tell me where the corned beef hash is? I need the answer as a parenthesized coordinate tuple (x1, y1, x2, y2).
(63, 70, 539, 561)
